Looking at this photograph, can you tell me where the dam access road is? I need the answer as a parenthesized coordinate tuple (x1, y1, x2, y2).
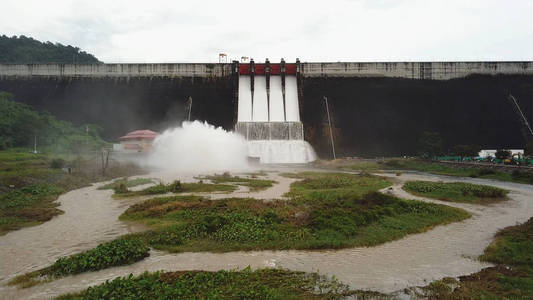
(0, 167, 531, 299)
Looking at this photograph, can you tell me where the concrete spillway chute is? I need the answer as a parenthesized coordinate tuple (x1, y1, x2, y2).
(235, 59, 316, 163)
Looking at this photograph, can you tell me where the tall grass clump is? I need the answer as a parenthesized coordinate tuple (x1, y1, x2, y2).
(403, 180, 508, 204)
(113, 180, 237, 198)
(10, 239, 149, 287)
(56, 268, 381, 300)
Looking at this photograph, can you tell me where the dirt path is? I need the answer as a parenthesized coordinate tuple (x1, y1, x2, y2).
(1, 171, 531, 299)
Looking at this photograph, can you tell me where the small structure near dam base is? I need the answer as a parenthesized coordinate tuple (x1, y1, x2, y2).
(116, 130, 159, 153)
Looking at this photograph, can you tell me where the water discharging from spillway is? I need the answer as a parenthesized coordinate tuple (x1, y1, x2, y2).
(146, 121, 249, 173)
(236, 74, 316, 163)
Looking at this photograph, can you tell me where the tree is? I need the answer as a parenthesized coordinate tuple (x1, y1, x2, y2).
(451, 144, 482, 158)
(525, 141, 533, 156)
(0, 92, 106, 152)
(418, 131, 443, 158)
(0, 35, 101, 64)
(495, 149, 512, 159)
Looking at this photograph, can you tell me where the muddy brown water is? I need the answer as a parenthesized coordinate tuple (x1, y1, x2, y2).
(0, 169, 531, 299)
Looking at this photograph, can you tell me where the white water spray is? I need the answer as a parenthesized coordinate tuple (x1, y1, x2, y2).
(147, 121, 249, 173)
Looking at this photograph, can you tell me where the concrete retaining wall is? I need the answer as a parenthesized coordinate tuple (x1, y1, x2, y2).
(0, 63, 234, 78)
(1, 62, 533, 80)
(301, 62, 533, 80)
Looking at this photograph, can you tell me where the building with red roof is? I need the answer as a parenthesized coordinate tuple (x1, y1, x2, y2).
(118, 130, 159, 152)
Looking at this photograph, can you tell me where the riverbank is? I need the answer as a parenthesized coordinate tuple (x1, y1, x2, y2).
(414, 217, 533, 298)
(1, 168, 532, 299)
(10, 171, 470, 288)
(322, 158, 533, 185)
(0, 151, 145, 235)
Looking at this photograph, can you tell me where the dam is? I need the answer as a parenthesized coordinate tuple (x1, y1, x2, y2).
(1, 61, 533, 158)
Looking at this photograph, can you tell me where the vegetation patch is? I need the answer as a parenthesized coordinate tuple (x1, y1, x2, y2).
(98, 177, 154, 190)
(419, 266, 532, 299)
(0, 35, 100, 64)
(244, 170, 269, 177)
(403, 180, 508, 204)
(10, 238, 149, 288)
(113, 180, 236, 198)
(481, 217, 533, 268)
(0, 93, 145, 234)
(315, 159, 382, 171)
(56, 268, 385, 300)
(0, 92, 106, 152)
(333, 158, 533, 185)
(0, 151, 145, 235)
(202, 172, 277, 191)
(416, 217, 533, 299)
(121, 172, 470, 253)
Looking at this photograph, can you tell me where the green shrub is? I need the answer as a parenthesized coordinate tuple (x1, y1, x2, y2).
(46, 239, 149, 277)
(113, 183, 129, 194)
(113, 180, 236, 197)
(202, 174, 276, 191)
(56, 268, 361, 300)
(98, 178, 153, 190)
(50, 158, 65, 169)
(142, 183, 168, 194)
(477, 169, 496, 176)
(0, 184, 64, 210)
(169, 180, 182, 192)
(403, 181, 508, 203)
(482, 217, 533, 268)
(511, 170, 533, 184)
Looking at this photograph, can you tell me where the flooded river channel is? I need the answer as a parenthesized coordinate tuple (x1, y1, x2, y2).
(1, 170, 531, 299)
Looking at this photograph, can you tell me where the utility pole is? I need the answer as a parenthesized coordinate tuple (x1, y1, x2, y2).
(33, 135, 37, 154)
(101, 148, 110, 176)
(187, 96, 193, 121)
(323, 96, 336, 160)
(508, 94, 533, 139)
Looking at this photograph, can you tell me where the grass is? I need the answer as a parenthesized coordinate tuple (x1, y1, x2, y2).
(335, 158, 533, 185)
(120, 172, 470, 253)
(418, 217, 533, 299)
(403, 180, 508, 204)
(201, 172, 277, 191)
(12, 171, 471, 290)
(9, 238, 149, 288)
(0, 151, 145, 235)
(481, 217, 533, 269)
(97, 177, 154, 190)
(112, 180, 237, 198)
(55, 268, 386, 300)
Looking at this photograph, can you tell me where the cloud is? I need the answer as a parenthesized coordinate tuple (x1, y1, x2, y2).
(0, 0, 532, 62)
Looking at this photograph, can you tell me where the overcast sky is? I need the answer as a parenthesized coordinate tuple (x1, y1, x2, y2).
(1, 0, 532, 63)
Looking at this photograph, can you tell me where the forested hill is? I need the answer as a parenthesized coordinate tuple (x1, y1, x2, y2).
(0, 92, 105, 151)
(0, 35, 101, 64)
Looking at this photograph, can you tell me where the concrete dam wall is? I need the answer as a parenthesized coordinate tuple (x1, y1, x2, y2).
(2, 61, 533, 79)
(0, 76, 236, 140)
(1, 61, 533, 158)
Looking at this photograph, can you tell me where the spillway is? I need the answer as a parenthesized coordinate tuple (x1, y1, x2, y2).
(237, 76, 252, 122)
(269, 76, 285, 122)
(252, 76, 269, 122)
(235, 60, 316, 164)
(284, 76, 300, 122)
